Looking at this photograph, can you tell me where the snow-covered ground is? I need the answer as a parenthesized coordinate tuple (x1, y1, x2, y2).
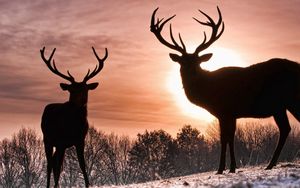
(99, 162, 300, 188)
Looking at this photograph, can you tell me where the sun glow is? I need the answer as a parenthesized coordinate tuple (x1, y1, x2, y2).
(166, 47, 246, 122)
(201, 47, 247, 71)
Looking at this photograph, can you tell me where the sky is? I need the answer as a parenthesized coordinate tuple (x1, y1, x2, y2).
(0, 0, 300, 139)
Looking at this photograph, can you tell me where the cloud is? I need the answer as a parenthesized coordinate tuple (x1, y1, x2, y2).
(0, 0, 169, 128)
(1, 0, 300, 139)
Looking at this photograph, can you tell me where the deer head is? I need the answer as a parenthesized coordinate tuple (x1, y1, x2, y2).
(150, 7, 224, 69)
(40, 47, 108, 106)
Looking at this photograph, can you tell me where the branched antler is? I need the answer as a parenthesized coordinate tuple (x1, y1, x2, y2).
(150, 7, 224, 56)
(193, 6, 225, 54)
(150, 7, 187, 54)
(40, 47, 75, 83)
(83, 47, 108, 83)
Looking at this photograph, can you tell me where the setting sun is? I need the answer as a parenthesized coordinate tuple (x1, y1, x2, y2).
(166, 47, 246, 122)
(201, 47, 247, 71)
(167, 67, 215, 122)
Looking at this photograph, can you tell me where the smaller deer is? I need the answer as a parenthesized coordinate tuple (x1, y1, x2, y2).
(40, 46, 108, 188)
(150, 7, 300, 174)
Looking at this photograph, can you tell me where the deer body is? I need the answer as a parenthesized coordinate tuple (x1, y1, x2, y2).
(42, 102, 88, 147)
(181, 59, 300, 119)
(40, 47, 108, 188)
(151, 7, 300, 174)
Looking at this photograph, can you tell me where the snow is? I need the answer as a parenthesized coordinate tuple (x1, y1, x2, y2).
(98, 162, 300, 188)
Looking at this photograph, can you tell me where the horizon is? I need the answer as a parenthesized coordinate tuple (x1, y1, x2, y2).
(1, 0, 300, 140)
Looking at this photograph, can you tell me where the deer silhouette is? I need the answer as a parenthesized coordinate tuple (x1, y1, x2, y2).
(150, 7, 300, 174)
(40, 46, 108, 187)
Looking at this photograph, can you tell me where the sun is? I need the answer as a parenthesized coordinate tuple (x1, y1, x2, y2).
(201, 47, 247, 71)
(166, 47, 246, 122)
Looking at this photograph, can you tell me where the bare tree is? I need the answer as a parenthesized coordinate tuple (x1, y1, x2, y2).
(0, 123, 300, 185)
(11, 128, 45, 188)
(42, 127, 132, 187)
(84, 127, 111, 186)
(115, 135, 133, 184)
(60, 147, 81, 187)
(281, 124, 300, 161)
(0, 139, 20, 188)
(105, 133, 133, 185)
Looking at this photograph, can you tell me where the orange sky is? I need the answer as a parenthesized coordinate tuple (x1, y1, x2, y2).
(0, 0, 300, 139)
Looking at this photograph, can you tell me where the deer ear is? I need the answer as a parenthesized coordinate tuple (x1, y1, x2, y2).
(169, 53, 181, 63)
(60, 83, 70, 91)
(199, 53, 213, 62)
(87, 82, 99, 90)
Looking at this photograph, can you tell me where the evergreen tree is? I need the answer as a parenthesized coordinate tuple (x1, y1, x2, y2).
(128, 130, 175, 182)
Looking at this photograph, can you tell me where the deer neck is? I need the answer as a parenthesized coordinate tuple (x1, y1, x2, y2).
(68, 92, 88, 107)
(67, 95, 88, 112)
(65, 101, 88, 119)
(180, 65, 209, 85)
(179, 65, 211, 104)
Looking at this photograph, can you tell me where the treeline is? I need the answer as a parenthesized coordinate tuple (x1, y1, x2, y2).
(0, 122, 300, 187)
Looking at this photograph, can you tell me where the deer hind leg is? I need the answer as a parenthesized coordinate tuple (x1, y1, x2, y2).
(217, 118, 236, 174)
(76, 142, 89, 187)
(266, 111, 291, 170)
(44, 142, 53, 188)
(53, 148, 65, 188)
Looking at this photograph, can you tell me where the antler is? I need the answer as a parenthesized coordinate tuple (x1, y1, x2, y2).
(193, 6, 225, 54)
(40, 47, 75, 83)
(82, 47, 108, 83)
(150, 7, 187, 54)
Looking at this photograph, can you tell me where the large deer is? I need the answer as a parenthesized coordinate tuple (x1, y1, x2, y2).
(151, 7, 300, 174)
(40, 46, 108, 187)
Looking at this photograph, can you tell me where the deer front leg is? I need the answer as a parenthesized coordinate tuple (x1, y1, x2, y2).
(76, 142, 89, 187)
(53, 148, 65, 188)
(217, 119, 228, 174)
(44, 142, 53, 188)
(217, 118, 236, 174)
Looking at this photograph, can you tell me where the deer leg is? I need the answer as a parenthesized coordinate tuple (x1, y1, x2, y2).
(217, 136, 227, 174)
(217, 118, 236, 174)
(53, 148, 65, 188)
(266, 111, 291, 169)
(76, 143, 89, 187)
(217, 119, 228, 174)
(52, 150, 58, 184)
(228, 120, 237, 173)
(44, 142, 53, 188)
